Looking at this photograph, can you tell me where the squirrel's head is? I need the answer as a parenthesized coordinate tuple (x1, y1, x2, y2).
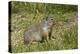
(46, 16, 54, 26)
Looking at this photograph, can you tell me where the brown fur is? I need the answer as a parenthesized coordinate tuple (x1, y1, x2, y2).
(24, 16, 54, 45)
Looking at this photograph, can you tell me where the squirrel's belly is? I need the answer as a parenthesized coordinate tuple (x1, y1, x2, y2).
(42, 27, 48, 36)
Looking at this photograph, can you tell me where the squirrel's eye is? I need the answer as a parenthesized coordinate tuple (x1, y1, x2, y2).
(51, 19, 53, 20)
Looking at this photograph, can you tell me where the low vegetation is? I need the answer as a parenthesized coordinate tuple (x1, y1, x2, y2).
(9, 1, 78, 53)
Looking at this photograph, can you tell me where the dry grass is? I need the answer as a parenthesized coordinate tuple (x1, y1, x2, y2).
(10, 12, 78, 53)
(9, 1, 78, 53)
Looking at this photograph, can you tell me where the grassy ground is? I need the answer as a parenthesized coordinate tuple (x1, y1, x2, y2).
(9, 1, 78, 53)
(10, 12, 78, 53)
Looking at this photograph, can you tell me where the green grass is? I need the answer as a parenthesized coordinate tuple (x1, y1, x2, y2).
(9, 1, 78, 53)
(10, 12, 78, 53)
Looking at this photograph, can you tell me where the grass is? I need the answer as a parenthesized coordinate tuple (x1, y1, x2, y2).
(10, 12, 78, 53)
(9, 1, 78, 53)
